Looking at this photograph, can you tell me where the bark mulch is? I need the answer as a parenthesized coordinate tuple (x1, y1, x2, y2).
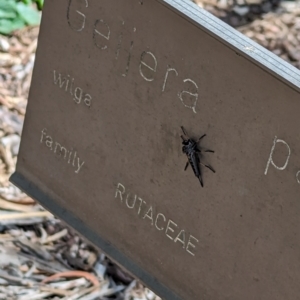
(0, 1, 299, 299)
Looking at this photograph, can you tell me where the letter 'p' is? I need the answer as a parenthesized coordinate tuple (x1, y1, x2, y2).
(264, 136, 291, 175)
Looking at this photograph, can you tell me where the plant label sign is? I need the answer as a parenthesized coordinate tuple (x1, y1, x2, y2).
(11, 0, 300, 299)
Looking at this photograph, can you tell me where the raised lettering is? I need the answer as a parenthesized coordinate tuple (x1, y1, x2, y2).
(67, 0, 88, 32)
(264, 136, 291, 175)
(45, 136, 53, 149)
(72, 151, 77, 166)
(54, 142, 68, 159)
(296, 171, 300, 184)
(65, 75, 70, 92)
(115, 32, 123, 60)
(52, 70, 92, 109)
(122, 41, 134, 77)
(76, 157, 85, 174)
(186, 235, 199, 256)
(137, 197, 146, 215)
(40, 129, 85, 174)
(143, 206, 154, 225)
(115, 183, 125, 202)
(126, 193, 137, 209)
(178, 78, 199, 113)
(165, 219, 177, 240)
(53, 70, 67, 88)
(93, 19, 110, 50)
(114, 183, 199, 257)
(74, 87, 83, 104)
(155, 213, 166, 231)
(162, 66, 178, 92)
(68, 148, 73, 164)
(84, 94, 92, 107)
(70, 78, 74, 95)
(139, 51, 157, 82)
(174, 229, 186, 248)
(41, 128, 47, 143)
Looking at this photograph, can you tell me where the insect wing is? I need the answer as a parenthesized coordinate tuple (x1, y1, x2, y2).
(189, 152, 201, 177)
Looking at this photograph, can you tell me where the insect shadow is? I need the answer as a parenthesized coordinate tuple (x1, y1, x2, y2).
(181, 126, 215, 187)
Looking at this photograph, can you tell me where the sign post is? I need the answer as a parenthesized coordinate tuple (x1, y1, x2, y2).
(11, 0, 300, 299)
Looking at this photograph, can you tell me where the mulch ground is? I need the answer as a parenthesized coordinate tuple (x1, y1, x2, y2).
(0, 1, 299, 299)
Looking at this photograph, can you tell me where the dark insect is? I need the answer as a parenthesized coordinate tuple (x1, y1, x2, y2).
(181, 126, 215, 187)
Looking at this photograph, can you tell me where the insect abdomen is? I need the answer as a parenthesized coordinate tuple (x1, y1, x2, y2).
(189, 152, 200, 177)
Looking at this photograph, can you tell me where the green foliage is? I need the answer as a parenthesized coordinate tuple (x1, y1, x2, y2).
(21, 0, 44, 11)
(0, 0, 43, 35)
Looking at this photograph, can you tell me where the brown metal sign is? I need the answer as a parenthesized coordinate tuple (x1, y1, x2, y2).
(10, 0, 300, 299)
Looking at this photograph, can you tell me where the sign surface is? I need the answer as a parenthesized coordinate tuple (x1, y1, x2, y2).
(11, 0, 300, 299)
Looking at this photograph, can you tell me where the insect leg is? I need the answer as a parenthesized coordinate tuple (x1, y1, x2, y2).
(198, 134, 206, 141)
(181, 126, 189, 137)
(184, 161, 189, 171)
(200, 162, 215, 173)
(205, 149, 214, 153)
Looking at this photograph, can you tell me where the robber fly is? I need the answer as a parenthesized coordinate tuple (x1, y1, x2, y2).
(181, 126, 215, 187)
